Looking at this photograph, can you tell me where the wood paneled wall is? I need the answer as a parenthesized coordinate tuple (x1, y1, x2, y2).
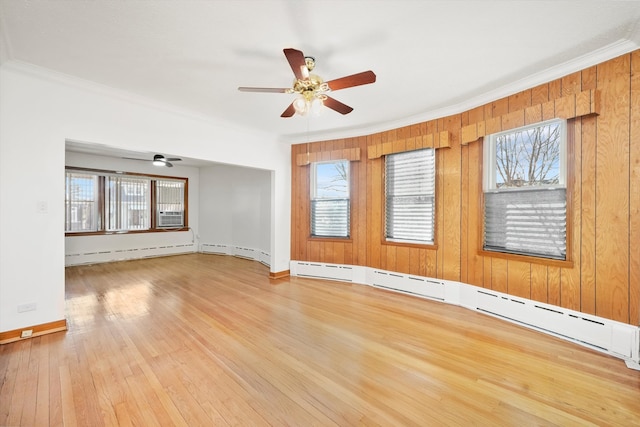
(291, 51, 640, 326)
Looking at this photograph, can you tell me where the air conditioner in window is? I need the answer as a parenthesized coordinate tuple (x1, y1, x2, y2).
(158, 211, 184, 228)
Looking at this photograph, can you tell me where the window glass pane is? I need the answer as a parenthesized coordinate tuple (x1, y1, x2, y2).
(106, 176, 150, 231)
(385, 149, 435, 244)
(315, 161, 349, 198)
(65, 172, 98, 232)
(484, 119, 567, 260)
(157, 179, 185, 227)
(494, 121, 562, 189)
(311, 160, 350, 237)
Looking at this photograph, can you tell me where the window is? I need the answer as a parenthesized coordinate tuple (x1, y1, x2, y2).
(483, 119, 567, 260)
(65, 169, 187, 234)
(65, 172, 99, 232)
(157, 179, 186, 227)
(106, 176, 150, 231)
(385, 148, 435, 244)
(311, 160, 350, 237)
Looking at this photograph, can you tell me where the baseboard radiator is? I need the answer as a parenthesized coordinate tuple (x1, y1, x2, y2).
(66, 242, 271, 268)
(290, 261, 359, 282)
(290, 260, 640, 366)
(200, 243, 270, 267)
(65, 243, 197, 266)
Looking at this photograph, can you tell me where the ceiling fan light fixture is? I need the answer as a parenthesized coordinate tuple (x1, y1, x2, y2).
(152, 154, 166, 166)
(239, 48, 376, 117)
(293, 96, 309, 115)
(309, 96, 324, 116)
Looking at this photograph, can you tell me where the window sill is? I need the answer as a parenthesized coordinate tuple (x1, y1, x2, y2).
(65, 227, 189, 237)
(478, 249, 573, 269)
(307, 236, 353, 243)
(382, 240, 438, 250)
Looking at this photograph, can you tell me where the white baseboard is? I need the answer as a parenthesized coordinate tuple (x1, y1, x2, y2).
(200, 243, 270, 267)
(290, 260, 640, 367)
(65, 243, 197, 266)
(65, 242, 270, 268)
(625, 359, 640, 371)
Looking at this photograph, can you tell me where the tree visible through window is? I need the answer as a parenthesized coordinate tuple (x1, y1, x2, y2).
(483, 119, 567, 260)
(311, 160, 350, 237)
(495, 122, 561, 188)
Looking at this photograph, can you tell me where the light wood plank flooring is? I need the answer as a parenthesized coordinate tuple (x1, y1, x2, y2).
(2, 253, 639, 426)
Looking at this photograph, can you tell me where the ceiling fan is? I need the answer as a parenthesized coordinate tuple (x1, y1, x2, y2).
(238, 48, 376, 117)
(123, 154, 182, 167)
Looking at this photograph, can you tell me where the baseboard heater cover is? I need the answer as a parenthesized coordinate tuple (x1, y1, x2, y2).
(290, 260, 640, 366)
(200, 243, 271, 268)
(65, 244, 197, 266)
(290, 261, 359, 282)
(370, 269, 446, 301)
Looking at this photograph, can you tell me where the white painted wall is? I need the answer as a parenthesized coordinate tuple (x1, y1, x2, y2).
(64, 151, 200, 265)
(0, 62, 291, 333)
(199, 164, 271, 254)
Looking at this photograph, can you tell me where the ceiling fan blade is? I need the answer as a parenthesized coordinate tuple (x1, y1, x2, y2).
(283, 48, 308, 80)
(165, 158, 182, 161)
(323, 96, 354, 115)
(281, 102, 296, 118)
(165, 162, 173, 167)
(122, 157, 147, 162)
(238, 87, 290, 93)
(326, 70, 376, 91)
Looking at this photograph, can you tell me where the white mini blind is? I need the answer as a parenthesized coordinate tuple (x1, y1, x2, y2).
(311, 199, 350, 237)
(385, 149, 435, 244)
(484, 189, 566, 259)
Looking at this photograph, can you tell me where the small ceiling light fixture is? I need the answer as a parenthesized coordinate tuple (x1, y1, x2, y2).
(152, 155, 166, 166)
(292, 91, 327, 116)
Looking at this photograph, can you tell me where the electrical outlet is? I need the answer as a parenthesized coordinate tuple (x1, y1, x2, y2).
(17, 303, 37, 313)
(21, 330, 33, 338)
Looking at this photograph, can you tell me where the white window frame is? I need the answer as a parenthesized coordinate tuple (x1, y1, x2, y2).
(482, 119, 568, 260)
(483, 119, 567, 192)
(385, 148, 436, 245)
(310, 160, 350, 238)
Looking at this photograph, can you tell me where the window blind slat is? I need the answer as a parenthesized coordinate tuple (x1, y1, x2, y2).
(311, 199, 349, 237)
(385, 149, 435, 244)
(484, 189, 566, 259)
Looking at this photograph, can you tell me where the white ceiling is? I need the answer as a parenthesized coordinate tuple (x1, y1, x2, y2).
(2, 0, 640, 149)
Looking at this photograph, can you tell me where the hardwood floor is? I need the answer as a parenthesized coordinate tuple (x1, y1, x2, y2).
(1, 253, 639, 426)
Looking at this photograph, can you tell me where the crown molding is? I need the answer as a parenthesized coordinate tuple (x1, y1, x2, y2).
(3, 36, 637, 147)
(1, 59, 276, 143)
(283, 38, 639, 145)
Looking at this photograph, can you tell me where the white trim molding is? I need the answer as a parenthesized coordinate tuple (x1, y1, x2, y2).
(200, 243, 270, 267)
(290, 260, 640, 368)
(65, 243, 197, 266)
